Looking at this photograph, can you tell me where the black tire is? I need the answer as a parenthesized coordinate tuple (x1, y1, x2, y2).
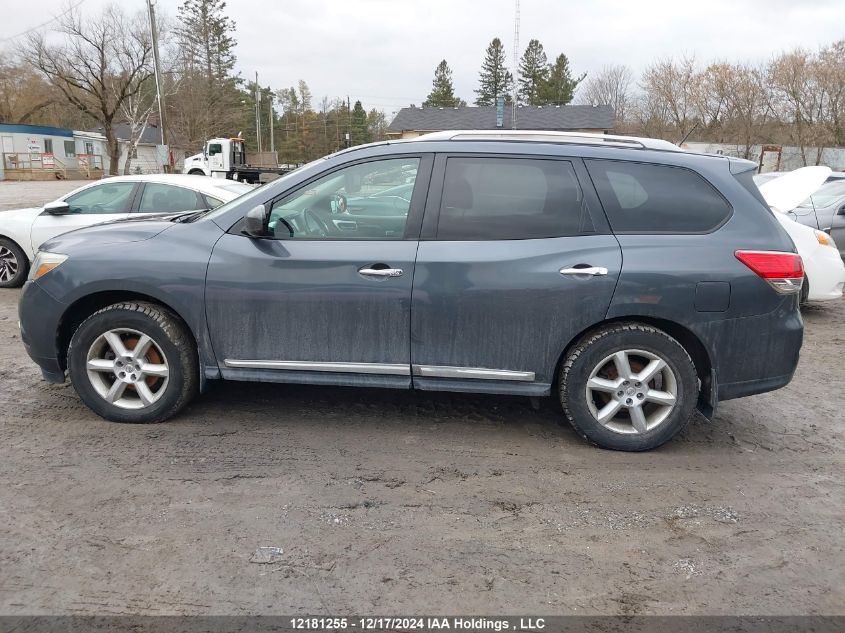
(800, 276, 810, 305)
(67, 302, 198, 423)
(188, 169, 206, 176)
(558, 322, 698, 451)
(0, 237, 29, 288)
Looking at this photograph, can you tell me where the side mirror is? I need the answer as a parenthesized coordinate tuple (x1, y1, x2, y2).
(43, 200, 71, 215)
(242, 204, 269, 238)
(838, 204, 845, 216)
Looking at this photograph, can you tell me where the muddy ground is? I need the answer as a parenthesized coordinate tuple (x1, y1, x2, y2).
(0, 180, 842, 616)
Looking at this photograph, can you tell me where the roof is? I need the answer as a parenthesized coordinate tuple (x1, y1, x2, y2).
(75, 174, 254, 198)
(387, 105, 614, 133)
(414, 129, 679, 151)
(0, 123, 73, 137)
(87, 123, 163, 145)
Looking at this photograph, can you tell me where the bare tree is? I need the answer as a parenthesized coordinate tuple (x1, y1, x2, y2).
(768, 48, 828, 165)
(636, 56, 698, 141)
(577, 64, 633, 124)
(0, 53, 58, 124)
(23, 4, 154, 174)
(722, 63, 771, 159)
(816, 40, 845, 148)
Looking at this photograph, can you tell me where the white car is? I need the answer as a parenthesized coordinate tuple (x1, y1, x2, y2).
(758, 167, 845, 302)
(0, 174, 253, 287)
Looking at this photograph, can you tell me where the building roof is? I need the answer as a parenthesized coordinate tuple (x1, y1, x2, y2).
(387, 105, 614, 133)
(87, 123, 164, 145)
(0, 123, 73, 137)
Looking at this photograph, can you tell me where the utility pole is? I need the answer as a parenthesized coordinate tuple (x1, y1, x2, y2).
(268, 93, 275, 155)
(346, 95, 351, 147)
(255, 71, 262, 154)
(146, 0, 169, 171)
(512, 0, 520, 130)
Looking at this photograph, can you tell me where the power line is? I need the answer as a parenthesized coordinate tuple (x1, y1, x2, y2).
(0, 0, 87, 43)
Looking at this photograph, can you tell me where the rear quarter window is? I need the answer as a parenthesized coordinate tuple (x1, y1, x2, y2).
(585, 160, 732, 233)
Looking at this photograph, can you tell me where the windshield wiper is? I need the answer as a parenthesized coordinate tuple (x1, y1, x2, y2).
(171, 208, 212, 223)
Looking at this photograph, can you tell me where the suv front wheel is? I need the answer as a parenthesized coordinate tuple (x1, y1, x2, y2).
(68, 302, 198, 423)
(559, 323, 698, 451)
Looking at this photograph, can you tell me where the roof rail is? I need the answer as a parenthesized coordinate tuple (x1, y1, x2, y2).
(415, 129, 681, 152)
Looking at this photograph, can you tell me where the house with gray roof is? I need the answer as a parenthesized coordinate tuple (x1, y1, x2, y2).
(386, 104, 615, 139)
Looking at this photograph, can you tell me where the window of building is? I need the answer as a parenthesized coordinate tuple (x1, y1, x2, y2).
(64, 140, 76, 156)
(436, 157, 592, 240)
(585, 160, 732, 233)
(43, 139, 53, 154)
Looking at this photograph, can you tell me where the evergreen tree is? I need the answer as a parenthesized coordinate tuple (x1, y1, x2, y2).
(350, 100, 370, 146)
(539, 53, 586, 105)
(518, 39, 548, 105)
(173, 0, 241, 145)
(423, 60, 466, 107)
(474, 37, 514, 106)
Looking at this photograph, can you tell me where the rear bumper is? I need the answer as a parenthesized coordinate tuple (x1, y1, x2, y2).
(708, 299, 803, 402)
(18, 280, 66, 383)
(717, 371, 795, 401)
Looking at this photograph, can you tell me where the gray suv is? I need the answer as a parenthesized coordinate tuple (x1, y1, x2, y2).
(18, 131, 804, 451)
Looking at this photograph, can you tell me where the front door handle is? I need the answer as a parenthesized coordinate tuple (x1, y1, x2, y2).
(559, 266, 608, 276)
(359, 266, 404, 278)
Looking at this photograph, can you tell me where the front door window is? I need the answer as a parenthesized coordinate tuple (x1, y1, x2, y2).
(269, 158, 420, 240)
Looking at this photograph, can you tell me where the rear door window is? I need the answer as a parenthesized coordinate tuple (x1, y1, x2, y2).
(585, 160, 732, 233)
(138, 183, 204, 213)
(436, 157, 593, 240)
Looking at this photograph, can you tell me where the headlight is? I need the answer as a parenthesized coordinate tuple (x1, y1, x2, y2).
(30, 251, 68, 280)
(814, 230, 837, 249)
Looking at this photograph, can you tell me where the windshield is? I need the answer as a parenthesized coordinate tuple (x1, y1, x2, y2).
(204, 157, 327, 221)
(800, 181, 845, 208)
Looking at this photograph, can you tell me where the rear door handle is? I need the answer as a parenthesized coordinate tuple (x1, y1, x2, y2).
(559, 266, 608, 276)
(359, 266, 404, 278)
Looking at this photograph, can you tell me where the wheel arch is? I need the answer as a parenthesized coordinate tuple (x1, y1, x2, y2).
(554, 315, 715, 417)
(56, 290, 203, 387)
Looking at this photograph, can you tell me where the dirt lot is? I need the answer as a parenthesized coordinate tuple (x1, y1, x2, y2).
(0, 181, 843, 616)
(0, 180, 91, 212)
(0, 285, 842, 616)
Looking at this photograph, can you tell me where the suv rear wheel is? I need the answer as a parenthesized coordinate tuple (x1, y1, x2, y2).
(559, 323, 698, 451)
(67, 302, 198, 423)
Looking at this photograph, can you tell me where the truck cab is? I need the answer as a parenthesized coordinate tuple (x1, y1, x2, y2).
(183, 137, 247, 180)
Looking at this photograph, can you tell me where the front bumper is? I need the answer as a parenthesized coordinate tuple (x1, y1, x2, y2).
(18, 280, 66, 383)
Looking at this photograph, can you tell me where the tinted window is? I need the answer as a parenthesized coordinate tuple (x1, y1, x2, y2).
(139, 183, 202, 213)
(586, 160, 731, 233)
(64, 182, 136, 214)
(437, 157, 592, 240)
(269, 158, 420, 240)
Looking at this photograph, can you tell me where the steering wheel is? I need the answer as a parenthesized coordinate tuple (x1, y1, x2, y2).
(302, 208, 331, 237)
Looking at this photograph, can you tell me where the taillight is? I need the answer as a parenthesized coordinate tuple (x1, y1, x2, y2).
(735, 250, 804, 295)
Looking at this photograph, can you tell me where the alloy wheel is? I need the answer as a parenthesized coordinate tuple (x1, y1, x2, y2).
(0, 246, 18, 283)
(585, 349, 678, 435)
(85, 328, 170, 410)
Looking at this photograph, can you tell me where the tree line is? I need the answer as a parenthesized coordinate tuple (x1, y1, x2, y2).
(579, 42, 845, 164)
(1, 0, 843, 172)
(2, 0, 388, 172)
(423, 37, 584, 108)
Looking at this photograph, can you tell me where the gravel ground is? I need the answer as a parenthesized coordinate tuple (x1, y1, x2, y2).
(0, 286, 842, 616)
(0, 180, 92, 212)
(0, 181, 842, 616)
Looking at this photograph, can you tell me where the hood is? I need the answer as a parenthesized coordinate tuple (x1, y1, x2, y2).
(758, 166, 832, 213)
(40, 217, 175, 254)
(0, 206, 45, 225)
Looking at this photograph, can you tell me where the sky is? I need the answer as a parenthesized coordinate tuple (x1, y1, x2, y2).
(2, 0, 844, 118)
